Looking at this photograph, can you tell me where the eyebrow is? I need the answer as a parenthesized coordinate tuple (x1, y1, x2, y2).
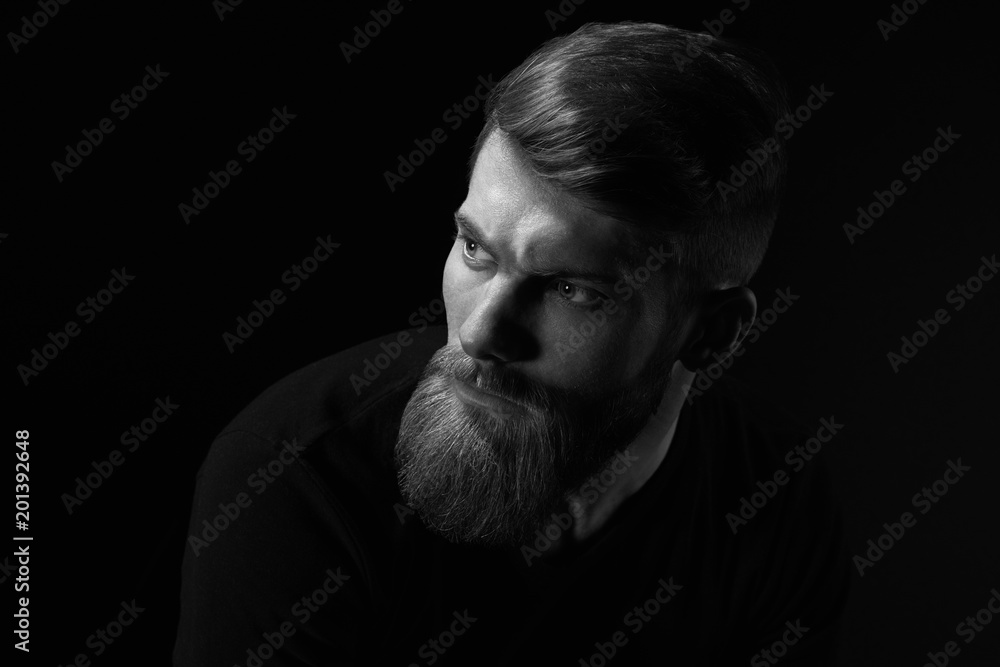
(453, 210, 630, 285)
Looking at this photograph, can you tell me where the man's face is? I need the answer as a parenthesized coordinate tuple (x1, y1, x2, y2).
(395, 130, 687, 547)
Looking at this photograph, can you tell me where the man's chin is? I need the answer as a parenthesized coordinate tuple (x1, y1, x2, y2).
(397, 465, 568, 548)
(395, 383, 565, 546)
(393, 342, 673, 547)
(403, 487, 565, 548)
(394, 350, 570, 546)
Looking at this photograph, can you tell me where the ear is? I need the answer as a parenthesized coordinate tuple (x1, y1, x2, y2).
(678, 286, 757, 371)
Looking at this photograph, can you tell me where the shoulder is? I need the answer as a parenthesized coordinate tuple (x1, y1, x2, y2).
(688, 374, 829, 473)
(198, 324, 447, 477)
(176, 327, 447, 665)
(684, 377, 849, 660)
(177, 326, 447, 647)
(684, 373, 848, 584)
(691, 373, 844, 515)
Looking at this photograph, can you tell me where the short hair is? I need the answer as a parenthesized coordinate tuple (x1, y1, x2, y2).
(470, 21, 791, 306)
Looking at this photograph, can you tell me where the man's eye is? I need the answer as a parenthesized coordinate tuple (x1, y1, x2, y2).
(455, 232, 491, 263)
(463, 240, 483, 260)
(554, 279, 602, 307)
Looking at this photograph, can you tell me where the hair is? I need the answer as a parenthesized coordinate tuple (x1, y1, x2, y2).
(469, 21, 791, 308)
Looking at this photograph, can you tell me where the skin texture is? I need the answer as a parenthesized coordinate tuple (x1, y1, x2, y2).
(440, 130, 758, 548)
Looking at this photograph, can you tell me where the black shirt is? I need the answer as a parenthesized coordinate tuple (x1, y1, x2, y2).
(174, 325, 849, 666)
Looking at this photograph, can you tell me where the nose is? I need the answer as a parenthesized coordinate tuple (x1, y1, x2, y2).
(459, 278, 534, 363)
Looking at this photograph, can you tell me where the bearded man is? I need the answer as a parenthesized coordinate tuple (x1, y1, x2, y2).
(175, 21, 849, 666)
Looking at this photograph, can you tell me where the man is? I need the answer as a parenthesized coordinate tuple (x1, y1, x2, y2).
(175, 21, 849, 666)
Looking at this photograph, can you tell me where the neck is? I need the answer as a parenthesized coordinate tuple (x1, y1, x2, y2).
(563, 360, 693, 544)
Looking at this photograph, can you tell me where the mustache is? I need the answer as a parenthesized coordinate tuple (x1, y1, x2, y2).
(431, 347, 570, 413)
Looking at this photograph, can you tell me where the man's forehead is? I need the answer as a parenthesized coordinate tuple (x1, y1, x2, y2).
(460, 132, 640, 275)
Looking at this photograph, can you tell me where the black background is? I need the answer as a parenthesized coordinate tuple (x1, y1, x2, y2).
(4, 0, 998, 665)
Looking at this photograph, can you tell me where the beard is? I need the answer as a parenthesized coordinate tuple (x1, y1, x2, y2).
(394, 331, 680, 548)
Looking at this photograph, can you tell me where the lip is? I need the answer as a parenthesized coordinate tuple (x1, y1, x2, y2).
(451, 376, 523, 418)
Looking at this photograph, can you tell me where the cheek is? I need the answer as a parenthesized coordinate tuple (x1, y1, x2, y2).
(539, 295, 668, 391)
(537, 308, 638, 391)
